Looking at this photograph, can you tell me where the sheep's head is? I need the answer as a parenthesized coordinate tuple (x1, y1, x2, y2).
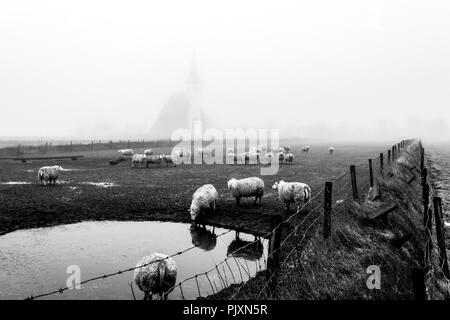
(272, 181, 279, 190)
(227, 179, 236, 190)
(189, 206, 199, 221)
(54, 165, 64, 171)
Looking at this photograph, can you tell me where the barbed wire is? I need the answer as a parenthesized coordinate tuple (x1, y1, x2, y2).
(25, 228, 233, 300)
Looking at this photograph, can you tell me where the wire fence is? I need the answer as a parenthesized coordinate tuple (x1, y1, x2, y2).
(25, 139, 416, 300)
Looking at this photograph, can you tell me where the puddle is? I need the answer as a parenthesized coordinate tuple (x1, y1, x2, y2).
(0, 221, 267, 300)
(80, 182, 118, 188)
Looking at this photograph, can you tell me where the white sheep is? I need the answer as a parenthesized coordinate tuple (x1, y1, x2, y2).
(284, 152, 294, 164)
(272, 180, 311, 212)
(189, 184, 219, 222)
(145, 154, 163, 167)
(133, 252, 177, 300)
(144, 149, 153, 156)
(227, 177, 264, 207)
(118, 149, 134, 156)
(162, 154, 177, 167)
(227, 151, 245, 164)
(329, 147, 334, 155)
(301, 146, 310, 152)
(131, 154, 147, 168)
(38, 165, 64, 186)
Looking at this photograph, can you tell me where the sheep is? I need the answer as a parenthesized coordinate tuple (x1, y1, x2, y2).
(162, 154, 177, 167)
(281, 146, 291, 153)
(260, 151, 273, 165)
(189, 184, 219, 223)
(131, 154, 147, 168)
(227, 151, 245, 164)
(301, 146, 310, 153)
(145, 154, 163, 167)
(144, 149, 153, 156)
(227, 177, 264, 207)
(118, 149, 133, 156)
(133, 252, 177, 300)
(329, 147, 335, 155)
(278, 151, 285, 162)
(284, 152, 294, 164)
(38, 165, 64, 186)
(272, 180, 311, 213)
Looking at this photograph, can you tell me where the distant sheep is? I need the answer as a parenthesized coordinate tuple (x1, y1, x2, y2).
(144, 149, 153, 156)
(284, 152, 294, 164)
(145, 154, 163, 167)
(281, 146, 291, 153)
(38, 165, 64, 186)
(272, 180, 311, 212)
(301, 146, 310, 153)
(227, 151, 245, 164)
(189, 184, 219, 223)
(227, 177, 264, 207)
(162, 154, 177, 167)
(133, 252, 177, 300)
(118, 149, 133, 156)
(329, 147, 335, 155)
(131, 154, 147, 168)
(278, 151, 285, 162)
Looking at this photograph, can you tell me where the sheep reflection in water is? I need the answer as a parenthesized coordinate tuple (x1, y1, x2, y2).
(190, 225, 217, 251)
(226, 232, 264, 261)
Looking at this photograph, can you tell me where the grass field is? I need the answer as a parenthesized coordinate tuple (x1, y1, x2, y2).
(0, 142, 386, 236)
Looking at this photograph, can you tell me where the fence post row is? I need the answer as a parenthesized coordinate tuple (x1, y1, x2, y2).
(433, 197, 450, 279)
(266, 214, 282, 297)
(350, 165, 358, 201)
(323, 182, 332, 239)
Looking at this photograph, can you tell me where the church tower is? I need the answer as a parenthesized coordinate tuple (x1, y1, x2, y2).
(186, 55, 204, 131)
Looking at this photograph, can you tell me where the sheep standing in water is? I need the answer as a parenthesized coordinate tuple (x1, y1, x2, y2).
(133, 252, 177, 300)
(227, 177, 264, 208)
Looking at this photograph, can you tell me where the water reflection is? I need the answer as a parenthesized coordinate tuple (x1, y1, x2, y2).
(227, 232, 264, 261)
(189, 225, 217, 251)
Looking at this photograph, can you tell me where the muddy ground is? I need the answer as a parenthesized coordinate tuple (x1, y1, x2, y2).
(0, 143, 385, 236)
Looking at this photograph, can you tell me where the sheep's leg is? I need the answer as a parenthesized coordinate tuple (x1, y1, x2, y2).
(253, 196, 257, 206)
(259, 195, 262, 205)
(235, 198, 240, 208)
(163, 292, 169, 300)
(144, 292, 150, 300)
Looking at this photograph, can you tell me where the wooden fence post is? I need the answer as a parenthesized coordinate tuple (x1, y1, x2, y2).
(350, 165, 358, 201)
(388, 150, 391, 164)
(266, 214, 282, 297)
(411, 267, 426, 300)
(433, 197, 450, 279)
(44, 142, 48, 154)
(324, 182, 332, 239)
(379, 153, 384, 175)
(368, 159, 374, 188)
(91, 140, 94, 152)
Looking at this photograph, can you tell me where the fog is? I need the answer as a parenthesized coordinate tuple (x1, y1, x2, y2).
(1, 0, 449, 142)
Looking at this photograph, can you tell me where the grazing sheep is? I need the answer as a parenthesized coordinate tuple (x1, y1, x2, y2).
(301, 146, 310, 153)
(189, 184, 219, 223)
(38, 165, 64, 186)
(281, 146, 291, 153)
(272, 180, 311, 213)
(145, 154, 163, 167)
(284, 152, 294, 164)
(278, 151, 285, 162)
(131, 154, 147, 168)
(260, 151, 273, 165)
(144, 149, 153, 156)
(162, 154, 177, 167)
(329, 147, 334, 155)
(118, 149, 134, 156)
(133, 252, 177, 300)
(227, 151, 245, 164)
(227, 177, 264, 207)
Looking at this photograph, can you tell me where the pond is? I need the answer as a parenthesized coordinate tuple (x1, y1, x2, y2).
(0, 221, 268, 300)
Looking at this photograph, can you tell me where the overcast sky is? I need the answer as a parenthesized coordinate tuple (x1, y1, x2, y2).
(1, 0, 449, 142)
